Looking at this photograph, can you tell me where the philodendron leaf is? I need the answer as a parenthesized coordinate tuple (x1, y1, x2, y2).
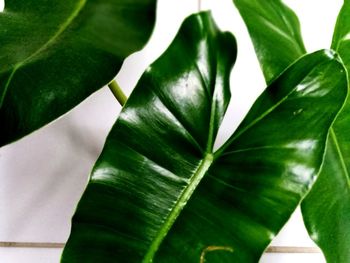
(0, 0, 156, 146)
(301, 1, 350, 262)
(233, 0, 306, 84)
(301, 101, 350, 263)
(62, 12, 347, 263)
(332, 0, 350, 71)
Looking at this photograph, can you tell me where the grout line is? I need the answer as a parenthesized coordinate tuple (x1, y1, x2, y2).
(0, 242, 322, 253)
(265, 246, 321, 253)
(0, 242, 64, 249)
(198, 0, 201, 12)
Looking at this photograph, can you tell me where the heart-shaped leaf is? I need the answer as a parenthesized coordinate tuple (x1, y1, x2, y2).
(0, 0, 156, 146)
(62, 12, 347, 263)
(301, 1, 350, 262)
(233, 0, 306, 84)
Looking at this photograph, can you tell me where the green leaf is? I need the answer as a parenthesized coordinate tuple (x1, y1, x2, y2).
(301, 2, 350, 262)
(234, 1, 350, 260)
(0, 0, 156, 146)
(301, 101, 350, 263)
(62, 12, 347, 263)
(233, 0, 306, 84)
(332, 0, 350, 71)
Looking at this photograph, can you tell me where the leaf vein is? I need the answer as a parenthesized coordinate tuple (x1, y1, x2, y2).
(0, 0, 87, 107)
(330, 128, 350, 189)
(150, 87, 204, 153)
(142, 153, 213, 262)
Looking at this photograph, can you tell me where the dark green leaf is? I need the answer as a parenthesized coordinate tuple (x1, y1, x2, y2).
(301, 2, 350, 262)
(233, 0, 306, 84)
(234, 0, 350, 260)
(332, 0, 350, 71)
(62, 12, 347, 263)
(0, 0, 156, 146)
(301, 101, 350, 263)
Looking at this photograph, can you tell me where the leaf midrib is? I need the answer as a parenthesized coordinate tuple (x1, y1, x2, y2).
(140, 76, 291, 260)
(141, 28, 222, 262)
(0, 0, 87, 107)
(140, 53, 314, 261)
(142, 153, 214, 263)
(330, 128, 350, 189)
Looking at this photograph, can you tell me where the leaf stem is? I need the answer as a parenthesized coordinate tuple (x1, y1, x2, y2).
(108, 80, 127, 106)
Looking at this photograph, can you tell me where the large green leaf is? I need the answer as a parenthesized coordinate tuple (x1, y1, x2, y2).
(301, 1, 350, 262)
(332, 0, 350, 71)
(0, 0, 156, 146)
(234, 2, 350, 260)
(301, 102, 350, 262)
(62, 12, 347, 263)
(233, 0, 306, 84)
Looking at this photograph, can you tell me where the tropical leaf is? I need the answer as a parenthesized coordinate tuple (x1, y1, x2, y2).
(233, 0, 306, 84)
(301, 1, 350, 262)
(332, 0, 350, 71)
(234, 2, 350, 260)
(301, 101, 350, 263)
(0, 0, 156, 146)
(62, 12, 347, 263)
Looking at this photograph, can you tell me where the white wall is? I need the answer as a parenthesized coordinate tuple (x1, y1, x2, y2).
(0, 0, 342, 262)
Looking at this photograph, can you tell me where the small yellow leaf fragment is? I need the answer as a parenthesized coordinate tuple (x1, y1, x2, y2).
(200, 245, 234, 263)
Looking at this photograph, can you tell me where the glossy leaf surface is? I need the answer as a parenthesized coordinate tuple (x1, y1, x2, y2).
(234, 2, 350, 259)
(301, 1, 350, 262)
(233, 0, 306, 84)
(302, 101, 350, 263)
(0, 0, 156, 146)
(62, 12, 347, 263)
(332, 0, 350, 71)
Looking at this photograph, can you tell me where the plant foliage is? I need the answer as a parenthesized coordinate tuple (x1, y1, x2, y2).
(62, 12, 347, 262)
(301, 1, 350, 262)
(235, 0, 350, 261)
(0, 0, 156, 146)
(2, 0, 350, 262)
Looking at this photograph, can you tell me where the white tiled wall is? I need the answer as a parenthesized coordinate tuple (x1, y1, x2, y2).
(0, 0, 342, 262)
